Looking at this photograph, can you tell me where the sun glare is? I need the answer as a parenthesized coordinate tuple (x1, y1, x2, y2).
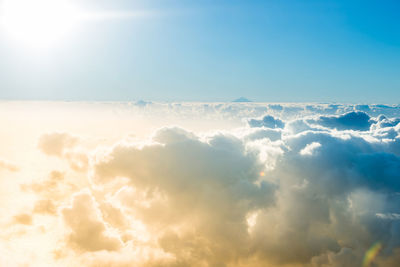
(0, 0, 81, 47)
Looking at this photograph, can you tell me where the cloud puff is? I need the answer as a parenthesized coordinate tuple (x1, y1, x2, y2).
(300, 141, 321, 155)
(38, 132, 88, 172)
(310, 111, 372, 131)
(248, 115, 285, 128)
(92, 127, 276, 265)
(38, 132, 79, 157)
(13, 213, 33, 225)
(33, 199, 57, 215)
(61, 191, 122, 252)
(249, 129, 400, 266)
(374, 115, 400, 129)
(0, 159, 19, 172)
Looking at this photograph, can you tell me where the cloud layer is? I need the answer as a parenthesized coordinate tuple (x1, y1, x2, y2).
(1, 102, 400, 266)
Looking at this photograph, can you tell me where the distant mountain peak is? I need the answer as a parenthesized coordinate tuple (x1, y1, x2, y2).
(232, 97, 252, 103)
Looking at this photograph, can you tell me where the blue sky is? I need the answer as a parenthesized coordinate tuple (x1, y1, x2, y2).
(0, 0, 399, 102)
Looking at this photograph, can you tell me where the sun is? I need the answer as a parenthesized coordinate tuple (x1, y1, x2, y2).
(0, 0, 81, 48)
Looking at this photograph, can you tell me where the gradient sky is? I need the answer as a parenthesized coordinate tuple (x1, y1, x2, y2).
(0, 0, 399, 102)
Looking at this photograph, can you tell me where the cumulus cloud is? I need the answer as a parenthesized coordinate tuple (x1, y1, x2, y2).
(374, 115, 400, 129)
(88, 122, 400, 266)
(33, 199, 58, 215)
(61, 191, 122, 252)
(0, 159, 19, 172)
(311, 111, 373, 131)
(2, 102, 400, 266)
(21, 170, 65, 195)
(21, 170, 82, 218)
(38, 132, 79, 157)
(38, 132, 88, 172)
(248, 115, 285, 128)
(248, 129, 400, 266)
(13, 213, 33, 225)
(91, 127, 275, 265)
(300, 141, 321, 156)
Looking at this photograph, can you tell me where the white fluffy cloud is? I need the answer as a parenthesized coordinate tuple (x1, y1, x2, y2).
(248, 115, 285, 128)
(91, 127, 275, 265)
(309, 111, 373, 131)
(1, 102, 400, 266)
(88, 119, 400, 266)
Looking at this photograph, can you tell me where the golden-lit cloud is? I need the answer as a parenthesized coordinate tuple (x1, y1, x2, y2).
(13, 213, 33, 225)
(38, 132, 79, 157)
(38, 133, 88, 172)
(1, 102, 400, 266)
(61, 191, 122, 252)
(0, 158, 19, 172)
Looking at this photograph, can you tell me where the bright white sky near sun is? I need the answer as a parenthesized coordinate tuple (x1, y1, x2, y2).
(0, 0, 399, 102)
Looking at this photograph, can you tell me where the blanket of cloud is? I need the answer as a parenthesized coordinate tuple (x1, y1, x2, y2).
(1, 101, 400, 267)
